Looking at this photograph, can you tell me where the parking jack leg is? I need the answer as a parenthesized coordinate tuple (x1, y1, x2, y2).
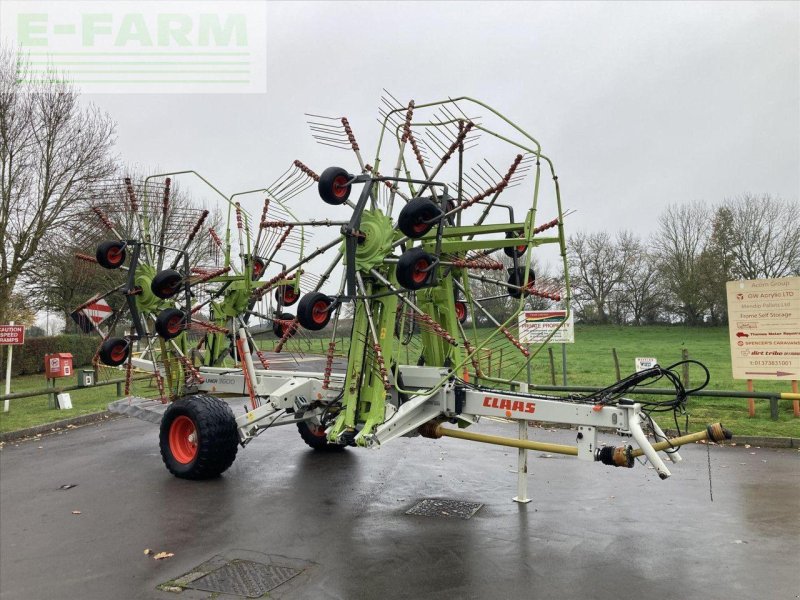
(513, 420, 531, 504)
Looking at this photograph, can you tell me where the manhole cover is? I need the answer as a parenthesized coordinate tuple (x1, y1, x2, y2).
(186, 559, 301, 598)
(406, 498, 483, 519)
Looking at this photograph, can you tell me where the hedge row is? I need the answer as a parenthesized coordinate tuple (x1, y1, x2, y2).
(0, 335, 100, 378)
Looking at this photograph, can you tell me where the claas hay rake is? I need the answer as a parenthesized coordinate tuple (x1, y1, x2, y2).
(72, 95, 730, 489)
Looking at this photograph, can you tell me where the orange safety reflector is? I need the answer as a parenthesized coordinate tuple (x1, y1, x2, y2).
(592, 404, 603, 412)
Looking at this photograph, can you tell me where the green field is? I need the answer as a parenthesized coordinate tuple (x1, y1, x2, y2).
(2, 325, 798, 438)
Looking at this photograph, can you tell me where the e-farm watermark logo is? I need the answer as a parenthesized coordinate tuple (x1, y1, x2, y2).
(0, 1, 267, 93)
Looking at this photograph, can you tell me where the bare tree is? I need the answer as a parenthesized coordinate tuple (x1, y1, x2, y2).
(0, 48, 116, 323)
(723, 193, 800, 279)
(653, 202, 711, 325)
(568, 230, 634, 323)
(615, 232, 664, 324)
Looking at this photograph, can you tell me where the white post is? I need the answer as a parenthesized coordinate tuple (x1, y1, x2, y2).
(3, 321, 14, 413)
(513, 381, 531, 504)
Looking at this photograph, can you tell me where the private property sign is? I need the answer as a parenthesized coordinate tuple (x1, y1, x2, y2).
(726, 277, 800, 380)
(518, 311, 574, 344)
(0, 325, 25, 345)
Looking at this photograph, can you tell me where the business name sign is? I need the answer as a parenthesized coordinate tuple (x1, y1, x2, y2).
(726, 277, 800, 380)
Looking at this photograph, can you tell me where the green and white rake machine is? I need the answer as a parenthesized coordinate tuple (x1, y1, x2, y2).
(76, 96, 731, 491)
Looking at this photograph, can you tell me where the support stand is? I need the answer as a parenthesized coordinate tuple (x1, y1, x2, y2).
(513, 382, 531, 504)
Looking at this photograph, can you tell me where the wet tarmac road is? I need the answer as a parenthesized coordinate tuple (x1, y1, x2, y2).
(1, 416, 798, 600)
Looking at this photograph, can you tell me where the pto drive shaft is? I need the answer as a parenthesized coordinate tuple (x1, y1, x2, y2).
(419, 422, 732, 470)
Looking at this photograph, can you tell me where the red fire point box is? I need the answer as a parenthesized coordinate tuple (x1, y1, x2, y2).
(45, 353, 73, 378)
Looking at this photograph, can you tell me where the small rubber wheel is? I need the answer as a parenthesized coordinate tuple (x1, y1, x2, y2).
(396, 247, 435, 290)
(319, 166, 352, 205)
(98, 337, 130, 366)
(297, 421, 346, 451)
(155, 308, 187, 339)
(397, 197, 443, 239)
(455, 300, 468, 324)
(159, 395, 239, 479)
(272, 312, 297, 339)
(297, 292, 333, 331)
(96, 240, 126, 269)
(507, 266, 536, 299)
(250, 257, 266, 280)
(503, 232, 528, 258)
(151, 269, 183, 299)
(275, 284, 299, 307)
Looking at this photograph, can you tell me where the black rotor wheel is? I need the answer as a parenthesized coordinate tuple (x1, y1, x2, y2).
(398, 197, 443, 239)
(155, 308, 187, 340)
(319, 166, 352, 205)
(297, 292, 334, 331)
(507, 266, 536, 299)
(96, 240, 126, 269)
(151, 269, 183, 299)
(98, 337, 130, 366)
(396, 247, 435, 291)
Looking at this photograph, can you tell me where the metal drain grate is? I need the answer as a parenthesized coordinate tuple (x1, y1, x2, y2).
(185, 559, 301, 598)
(406, 498, 483, 519)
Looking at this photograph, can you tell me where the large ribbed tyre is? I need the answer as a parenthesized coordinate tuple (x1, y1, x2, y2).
(160, 395, 239, 479)
(297, 292, 333, 331)
(396, 247, 435, 290)
(507, 266, 536, 299)
(297, 421, 345, 452)
(397, 197, 442, 239)
(318, 166, 352, 205)
(96, 240, 126, 269)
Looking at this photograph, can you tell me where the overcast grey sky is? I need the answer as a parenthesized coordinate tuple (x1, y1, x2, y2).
(82, 1, 798, 238)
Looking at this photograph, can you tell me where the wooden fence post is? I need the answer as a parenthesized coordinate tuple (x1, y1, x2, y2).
(611, 348, 621, 381)
(681, 348, 689, 388)
(547, 347, 556, 385)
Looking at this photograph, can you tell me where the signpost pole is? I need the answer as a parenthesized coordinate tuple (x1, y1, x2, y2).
(3, 321, 13, 413)
(792, 380, 799, 418)
(561, 343, 567, 386)
(747, 379, 755, 417)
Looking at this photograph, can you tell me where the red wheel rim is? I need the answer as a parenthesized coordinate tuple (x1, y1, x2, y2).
(455, 302, 466, 321)
(308, 423, 326, 438)
(283, 287, 297, 303)
(169, 415, 198, 464)
(110, 342, 127, 362)
(311, 300, 329, 325)
(332, 175, 349, 198)
(107, 246, 122, 265)
(411, 259, 429, 284)
(253, 260, 264, 277)
(412, 220, 429, 234)
(516, 244, 526, 253)
(166, 315, 184, 335)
